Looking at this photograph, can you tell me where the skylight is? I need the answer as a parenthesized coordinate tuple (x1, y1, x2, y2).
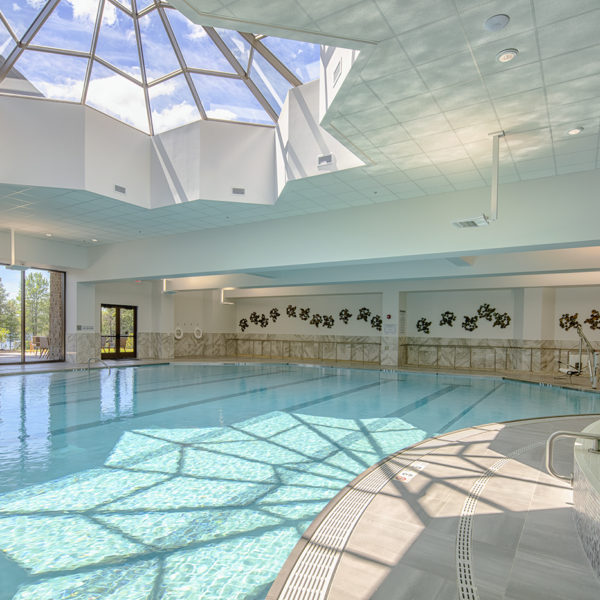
(0, 0, 321, 134)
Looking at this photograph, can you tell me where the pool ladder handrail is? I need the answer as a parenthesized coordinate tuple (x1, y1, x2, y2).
(545, 430, 600, 484)
(87, 357, 111, 375)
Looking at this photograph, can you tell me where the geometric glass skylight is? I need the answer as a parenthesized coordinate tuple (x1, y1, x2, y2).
(0, 0, 321, 134)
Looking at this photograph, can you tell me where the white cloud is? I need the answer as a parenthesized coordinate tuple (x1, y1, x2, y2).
(36, 78, 82, 102)
(65, 0, 116, 26)
(152, 102, 199, 133)
(206, 107, 237, 121)
(86, 72, 148, 132)
(25, 0, 45, 8)
(186, 23, 206, 40)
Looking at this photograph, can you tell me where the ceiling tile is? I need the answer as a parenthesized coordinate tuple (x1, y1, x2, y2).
(375, 0, 456, 35)
(536, 9, 600, 59)
(541, 46, 600, 86)
(417, 50, 477, 90)
(367, 68, 428, 104)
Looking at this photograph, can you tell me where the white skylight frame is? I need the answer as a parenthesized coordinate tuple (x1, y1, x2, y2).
(0, 0, 319, 134)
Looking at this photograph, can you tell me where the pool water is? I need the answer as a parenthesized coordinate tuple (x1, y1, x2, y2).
(0, 364, 598, 599)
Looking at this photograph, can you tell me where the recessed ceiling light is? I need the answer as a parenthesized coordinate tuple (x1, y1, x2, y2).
(485, 14, 510, 32)
(567, 126, 584, 135)
(496, 48, 518, 63)
(45, 233, 52, 237)
(91, 238, 98, 242)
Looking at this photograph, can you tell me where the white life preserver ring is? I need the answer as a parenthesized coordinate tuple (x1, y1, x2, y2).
(193, 327, 203, 339)
(174, 327, 183, 340)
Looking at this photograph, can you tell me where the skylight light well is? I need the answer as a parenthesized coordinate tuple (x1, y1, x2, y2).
(0, 0, 322, 134)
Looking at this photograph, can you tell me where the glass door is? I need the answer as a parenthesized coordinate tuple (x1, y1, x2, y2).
(0, 265, 64, 364)
(101, 304, 137, 359)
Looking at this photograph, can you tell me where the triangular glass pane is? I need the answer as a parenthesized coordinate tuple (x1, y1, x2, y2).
(31, 0, 96, 53)
(261, 36, 321, 83)
(112, 0, 132, 11)
(9, 49, 88, 101)
(249, 52, 291, 112)
(215, 28, 250, 70)
(87, 60, 149, 133)
(135, 0, 156, 12)
(148, 74, 201, 133)
(0, 16, 16, 58)
(138, 9, 180, 81)
(0, 1, 43, 39)
(191, 73, 272, 125)
(165, 9, 234, 73)
(95, 5, 141, 81)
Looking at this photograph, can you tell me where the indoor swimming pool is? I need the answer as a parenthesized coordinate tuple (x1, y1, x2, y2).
(0, 363, 598, 600)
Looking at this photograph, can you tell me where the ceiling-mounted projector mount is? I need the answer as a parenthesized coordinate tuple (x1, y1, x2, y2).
(453, 131, 505, 228)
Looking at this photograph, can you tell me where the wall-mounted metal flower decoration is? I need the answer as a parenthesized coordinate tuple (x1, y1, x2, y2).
(339, 308, 352, 324)
(299, 308, 311, 321)
(249, 312, 260, 325)
(357, 307, 371, 322)
(371, 315, 382, 331)
(416, 317, 431, 334)
(462, 315, 478, 331)
(259, 314, 269, 328)
(492, 312, 511, 329)
(239, 318, 249, 332)
(286, 305, 297, 318)
(323, 315, 335, 328)
(477, 303, 496, 321)
(559, 313, 580, 331)
(584, 309, 600, 330)
(439, 311, 456, 327)
(270, 308, 280, 322)
(310, 314, 323, 327)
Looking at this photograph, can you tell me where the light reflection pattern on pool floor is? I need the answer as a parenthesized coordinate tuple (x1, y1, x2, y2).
(0, 364, 598, 599)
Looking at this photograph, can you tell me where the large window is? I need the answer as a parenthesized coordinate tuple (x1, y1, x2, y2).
(0, 265, 65, 364)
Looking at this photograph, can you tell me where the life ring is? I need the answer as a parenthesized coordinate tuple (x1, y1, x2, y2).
(174, 327, 183, 340)
(193, 327, 203, 339)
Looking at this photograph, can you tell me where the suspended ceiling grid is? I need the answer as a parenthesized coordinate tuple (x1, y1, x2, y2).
(0, 0, 599, 246)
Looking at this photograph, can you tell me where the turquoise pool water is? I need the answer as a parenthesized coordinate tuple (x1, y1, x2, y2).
(0, 363, 598, 599)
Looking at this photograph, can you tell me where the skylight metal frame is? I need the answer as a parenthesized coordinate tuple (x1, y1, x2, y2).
(0, 0, 312, 133)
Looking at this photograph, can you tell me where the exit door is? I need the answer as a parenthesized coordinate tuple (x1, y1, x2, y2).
(101, 304, 137, 359)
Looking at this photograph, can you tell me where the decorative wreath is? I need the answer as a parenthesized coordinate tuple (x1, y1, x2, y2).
(416, 317, 431, 334)
(270, 308, 280, 322)
(239, 318, 249, 332)
(559, 313, 580, 331)
(286, 305, 297, 318)
(462, 315, 478, 332)
(492, 312, 511, 329)
(339, 308, 352, 324)
(310, 314, 323, 328)
(249, 312, 259, 325)
(477, 303, 496, 321)
(299, 308, 311, 321)
(259, 314, 269, 328)
(323, 315, 335, 329)
(439, 311, 456, 327)
(371, 315, 382, 331)
(357, 307, 371, 322)
(584, 309, 600, 330)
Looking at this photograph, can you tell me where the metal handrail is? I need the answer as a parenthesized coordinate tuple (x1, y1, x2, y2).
(87, 357, 111, 374)
(545, 430, 600, 484)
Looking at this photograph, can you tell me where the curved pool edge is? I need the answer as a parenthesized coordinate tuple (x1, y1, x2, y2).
(267, 413, 600, 600)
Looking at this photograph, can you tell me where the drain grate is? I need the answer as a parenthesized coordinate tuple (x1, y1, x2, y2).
(456, 441, 542, 600)
(278, 453, 418, 599)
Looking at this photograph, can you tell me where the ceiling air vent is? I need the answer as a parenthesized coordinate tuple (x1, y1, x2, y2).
(317, 153, 334, 169)
(333, 59, 342, 86)
(232, 187, 245, 195)
(452, 214, 489, 228)
(114, 184, 126, 194)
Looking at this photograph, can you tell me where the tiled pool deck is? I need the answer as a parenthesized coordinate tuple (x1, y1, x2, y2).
(268, 415, 600, 600)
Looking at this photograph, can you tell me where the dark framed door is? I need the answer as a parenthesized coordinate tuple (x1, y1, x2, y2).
(101, 304, 137, 359)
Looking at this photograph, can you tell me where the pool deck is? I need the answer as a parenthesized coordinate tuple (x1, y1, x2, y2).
(268, 414, 600, 600)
